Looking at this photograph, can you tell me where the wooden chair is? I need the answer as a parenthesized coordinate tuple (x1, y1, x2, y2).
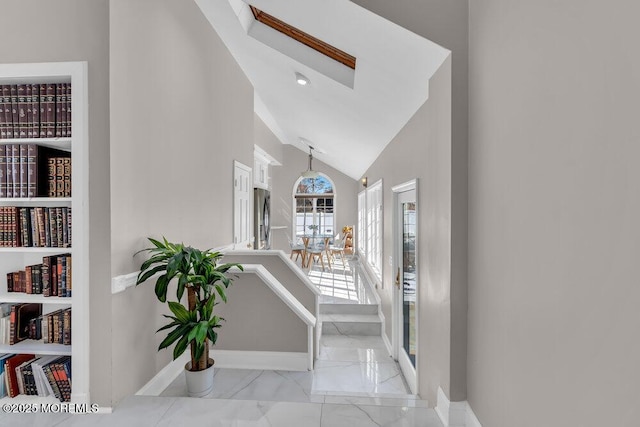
(305, 236, 331, 271)
(288, 235, 306, 266)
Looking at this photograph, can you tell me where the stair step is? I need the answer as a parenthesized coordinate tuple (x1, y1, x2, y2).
(321, 313, 382, 336)
(319, 303, 379, 315)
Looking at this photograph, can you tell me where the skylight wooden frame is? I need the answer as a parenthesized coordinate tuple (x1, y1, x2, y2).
(250, 6, 356, 70)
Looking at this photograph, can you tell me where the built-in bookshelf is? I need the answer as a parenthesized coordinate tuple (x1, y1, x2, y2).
(0, 62, 87, 405)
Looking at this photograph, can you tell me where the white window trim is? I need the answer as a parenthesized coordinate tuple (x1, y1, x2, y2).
(292, 173, 337, 239)
(357, 179, 383, 283)
(357, 190, 366, 255)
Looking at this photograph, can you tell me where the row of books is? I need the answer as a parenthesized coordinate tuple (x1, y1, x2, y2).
(0, 83, 72, 139)
(6, 254, 72, 297)
(0, 144, 71, 198)
(0, 353, 71, 402)
(0, 304, 71, 346)
(0, 206, 72, 247)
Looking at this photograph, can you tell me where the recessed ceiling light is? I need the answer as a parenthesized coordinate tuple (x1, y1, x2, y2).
(295, 72, 310, 86)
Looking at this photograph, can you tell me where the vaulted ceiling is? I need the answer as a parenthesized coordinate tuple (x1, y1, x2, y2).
(195, 0, 449, 179)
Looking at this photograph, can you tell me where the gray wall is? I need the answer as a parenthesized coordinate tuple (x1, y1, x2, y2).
(214, 273, 308, 353)
(351, 0, 469, 401)
(254, 114, 284, 165)
(109, 0, 254, 404)
(361, 58, 451, 405)
(0, 0, 112, 406)
(468, 1, 640, 426)
(222, 253, 316, 315)
(270, 145, 359, 252)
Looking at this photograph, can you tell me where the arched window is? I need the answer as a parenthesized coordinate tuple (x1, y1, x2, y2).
(293, 174, 335, 237)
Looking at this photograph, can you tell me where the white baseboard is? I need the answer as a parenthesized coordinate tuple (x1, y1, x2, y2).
(136, 353, 190, 396)
(435, 387, 482, 427)
(466, 405, 482, 427)
(212, 350, 309, 372)
(136, 350, 310, 396)
(379, 311, 393, 356)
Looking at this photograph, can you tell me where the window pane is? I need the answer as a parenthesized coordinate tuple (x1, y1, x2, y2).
(293, 176, 335, 238)
(296, 176, 334, 194)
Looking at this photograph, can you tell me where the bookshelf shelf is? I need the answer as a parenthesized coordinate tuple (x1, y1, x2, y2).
(0, 137, 71, 151)
(0, 197, 72, 204)
(0, 394, 60, 404)
(0, 247, 72, 253)
(0, 341, 71, 356)
(0, 293, 72, 305)
(0, 61, 88, 404)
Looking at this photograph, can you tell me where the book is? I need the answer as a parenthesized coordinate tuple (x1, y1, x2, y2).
(3, 86, 12, 138)
(17, 84, 27, 138)
(26, 84, 33, 138)
(50, 357, 71, 402)
(4, 145, 11, 197)
(39, 83, 46, 137)
(30, 208, 38, 246)
(63, 309, 71, 345)
(59, 84, 67, 137)
(66, 254, 72, 297)
(10, 145, 19, 197)
(11, 144, 19, 198)
(55, 84, 63, 137)
(10, 303, 42, 344)
(0, 85, 6, 139)
(63, 157, 71, 197)
(31, 84, 40, 139)
(4, 353, 35, 397)
(19, 144, 27, 197)
(31, 355, 58, 397)
(41, 362, 59, 399)
(44, 83, 56, 137)
(27, 144, 37, 197)
(25, 265, 33, 294)
(9, 86, 18, 139)
(55, 158, 64, 197)
(66, 84, 71, 137)
(0, 353, 13, 397)
(42, 255, 51, 296)
(12, 272, 20, 293)
(0, 144, 6, 197)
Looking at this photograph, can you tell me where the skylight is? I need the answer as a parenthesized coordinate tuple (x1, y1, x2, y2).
(250, 6, 356, 70)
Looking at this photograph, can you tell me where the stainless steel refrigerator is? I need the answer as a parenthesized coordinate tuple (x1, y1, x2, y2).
(254, 188, 271, 249)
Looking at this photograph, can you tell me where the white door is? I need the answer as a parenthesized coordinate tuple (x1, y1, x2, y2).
(233, 161, 253, 250)
(392, 179, 418, 394)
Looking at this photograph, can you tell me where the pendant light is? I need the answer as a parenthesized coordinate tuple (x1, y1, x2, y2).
(301, 146, 320, 179)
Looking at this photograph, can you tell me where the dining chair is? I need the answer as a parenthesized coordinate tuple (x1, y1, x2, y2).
(306, 236, 331, 271)
(288, 234, 306, 265)
(327, 233, 347, 267)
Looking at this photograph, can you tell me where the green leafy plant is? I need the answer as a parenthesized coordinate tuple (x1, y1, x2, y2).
(135, 238, 243, 371)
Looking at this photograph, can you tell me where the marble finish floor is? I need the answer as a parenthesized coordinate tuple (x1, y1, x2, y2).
(160, 335, 412, 403)
(0, 260, 445, 426)
(296, 255, 377, 305)
(0, 395, 444, 427)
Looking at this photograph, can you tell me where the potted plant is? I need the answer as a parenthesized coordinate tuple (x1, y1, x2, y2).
(135, 237, 243, 397)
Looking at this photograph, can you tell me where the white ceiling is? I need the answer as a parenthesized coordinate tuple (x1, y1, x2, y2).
(195, 0, 449, 180)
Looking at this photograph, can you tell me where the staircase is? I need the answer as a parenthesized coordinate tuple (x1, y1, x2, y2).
(320, 302, 382, 336)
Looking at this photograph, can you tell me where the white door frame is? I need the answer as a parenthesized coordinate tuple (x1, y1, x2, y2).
(392, 178, 419, 395)
(233, 160, 253, 250)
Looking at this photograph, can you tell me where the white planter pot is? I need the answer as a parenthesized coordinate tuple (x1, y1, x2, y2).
(184, 358, 215, 397)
